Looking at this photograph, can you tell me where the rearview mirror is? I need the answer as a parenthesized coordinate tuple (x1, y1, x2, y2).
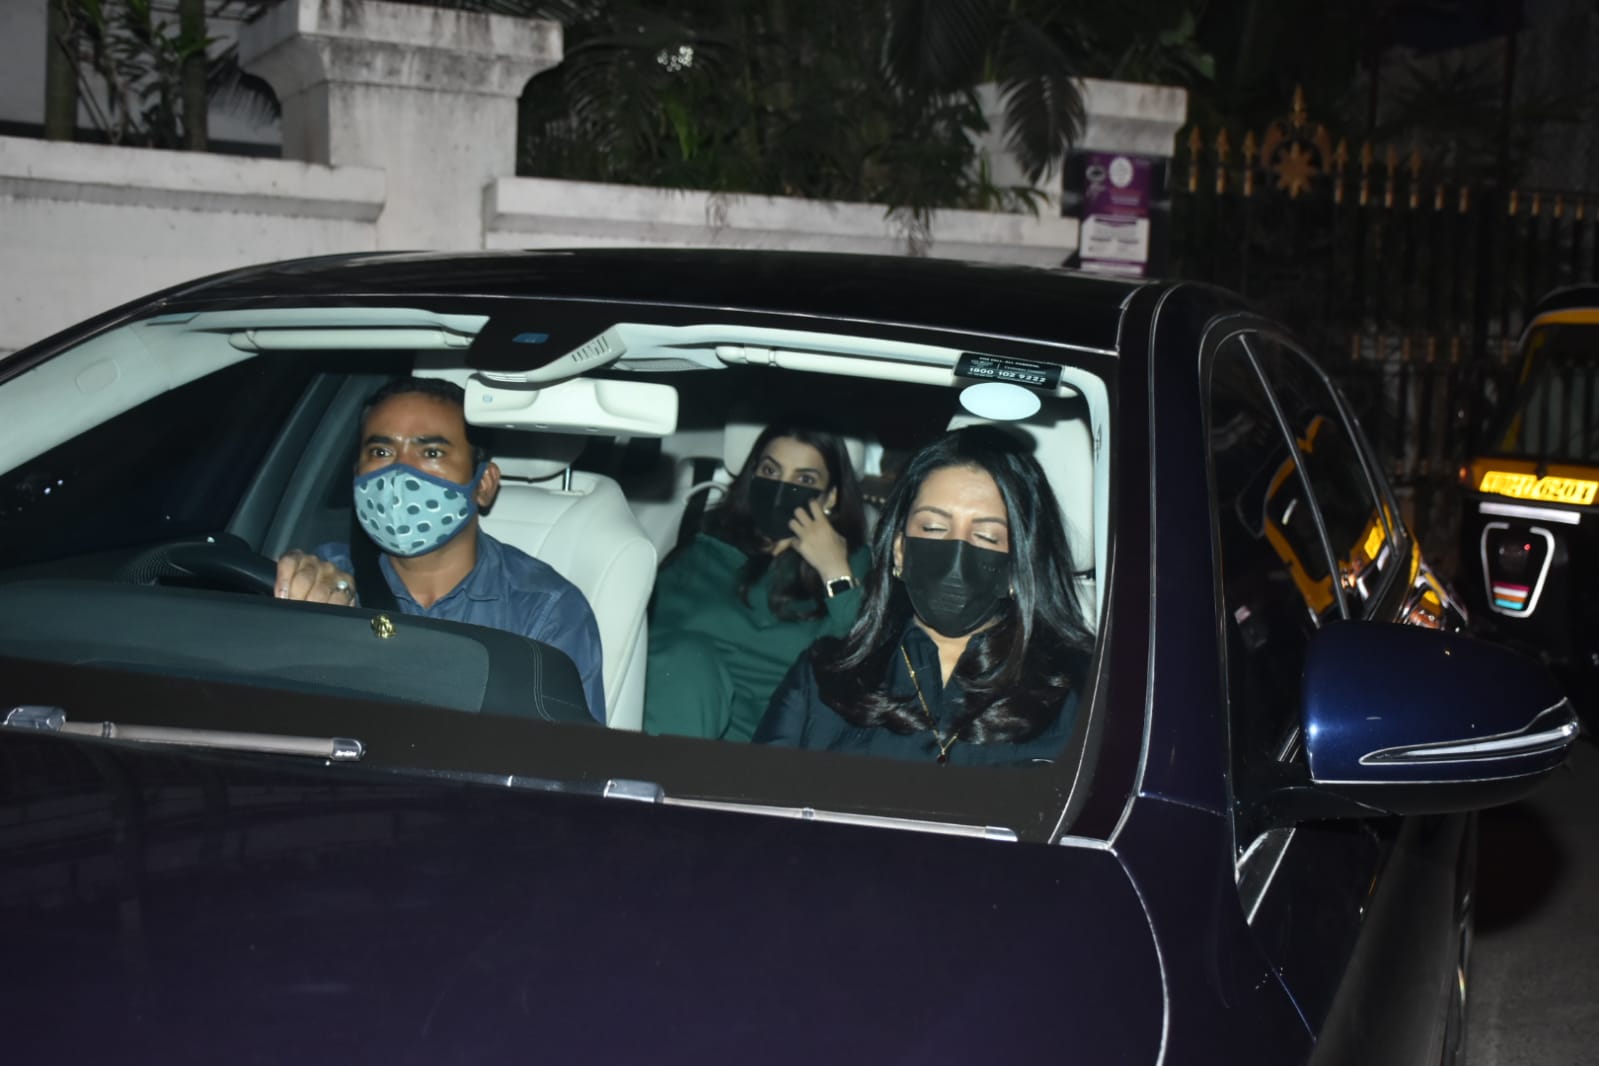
(1299, 621, 1577, 816)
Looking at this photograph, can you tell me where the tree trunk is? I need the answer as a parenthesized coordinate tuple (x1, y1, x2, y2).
(179, 0, 209, 150)
(44, 0, 80, 141)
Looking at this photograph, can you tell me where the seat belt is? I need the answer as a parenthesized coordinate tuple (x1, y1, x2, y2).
(674, 457, 722, 552)
(349, 514, 399, 611)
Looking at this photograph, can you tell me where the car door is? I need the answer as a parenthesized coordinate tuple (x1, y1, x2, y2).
(1204, 324, 1467, 1064)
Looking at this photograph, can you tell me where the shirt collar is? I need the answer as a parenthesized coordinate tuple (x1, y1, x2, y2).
(896, 618, 962, 720)
(899, 618, 940, 656)
(380, 526, 502, 606)
(458, 528, 506, 602)
(897, 618, 943, 679)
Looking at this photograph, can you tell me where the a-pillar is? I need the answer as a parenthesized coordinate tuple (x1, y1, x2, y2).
(239, 0, 561, 250)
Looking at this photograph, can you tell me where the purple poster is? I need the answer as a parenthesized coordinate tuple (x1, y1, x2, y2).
(1078, 152, 1155, 276)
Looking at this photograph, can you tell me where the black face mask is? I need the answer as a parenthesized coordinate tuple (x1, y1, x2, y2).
(900, 537, 1011, 638)
(746, 476, 824, 542)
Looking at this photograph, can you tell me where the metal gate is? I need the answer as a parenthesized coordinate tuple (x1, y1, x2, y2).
(1170, 89, 1599, 553)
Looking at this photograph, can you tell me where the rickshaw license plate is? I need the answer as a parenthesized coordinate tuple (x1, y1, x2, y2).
(1479, 470, 1599, 506)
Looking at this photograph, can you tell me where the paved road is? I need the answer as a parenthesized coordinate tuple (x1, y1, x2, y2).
(1465, 734, 1599, 1065)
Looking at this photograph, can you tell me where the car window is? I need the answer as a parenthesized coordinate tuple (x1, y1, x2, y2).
(0, 359, 314, 568)
(0, 298, 1117, 840)
(1245, 335, 1399, 615)
(1207, 338, 1340, 847)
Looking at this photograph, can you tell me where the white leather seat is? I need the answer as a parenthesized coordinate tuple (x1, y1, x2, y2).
(480, 435, 657, 729)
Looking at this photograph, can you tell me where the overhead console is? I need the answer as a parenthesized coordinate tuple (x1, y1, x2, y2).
(464, 375, 680, 437)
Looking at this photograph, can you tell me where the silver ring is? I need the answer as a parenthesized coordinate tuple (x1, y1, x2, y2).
(334, 578, 352, 593)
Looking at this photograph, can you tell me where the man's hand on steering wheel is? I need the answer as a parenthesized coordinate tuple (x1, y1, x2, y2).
(276, 550, 358, 605)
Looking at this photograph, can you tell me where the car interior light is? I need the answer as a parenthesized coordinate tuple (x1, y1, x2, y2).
(959, 381, 1044, 421)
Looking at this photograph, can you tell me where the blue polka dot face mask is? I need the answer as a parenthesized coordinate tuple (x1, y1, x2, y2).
(353, 462, 487, 558)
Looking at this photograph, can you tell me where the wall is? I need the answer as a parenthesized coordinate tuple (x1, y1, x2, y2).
(0, 136, 383, 352)
(483, 177, 1076, 266)
(0, 1, 1186, 357)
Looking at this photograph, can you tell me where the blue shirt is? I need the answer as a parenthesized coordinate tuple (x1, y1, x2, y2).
(315, 530, 606, 722)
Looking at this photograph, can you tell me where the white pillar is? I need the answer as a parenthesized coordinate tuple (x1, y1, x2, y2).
(1075, 78, 1189, 158)
(239, 0, 561, 250)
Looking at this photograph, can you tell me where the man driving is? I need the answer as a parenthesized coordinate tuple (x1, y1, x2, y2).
(276, 377, 606, 722)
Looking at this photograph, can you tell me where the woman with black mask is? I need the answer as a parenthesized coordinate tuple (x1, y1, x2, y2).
(643, 423, 870, 741)
(753, 426, 1093, 766)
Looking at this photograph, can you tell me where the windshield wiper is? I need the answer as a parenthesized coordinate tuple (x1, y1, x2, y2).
(601, 779, 1018, 841)
(2, 706, 365, 761)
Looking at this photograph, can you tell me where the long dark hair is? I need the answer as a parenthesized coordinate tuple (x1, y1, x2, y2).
(700, 422, 868, 621)
(812, 425, 1093, 743)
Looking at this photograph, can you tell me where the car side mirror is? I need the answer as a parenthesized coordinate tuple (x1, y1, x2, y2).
(1296, 621, 1578, 817)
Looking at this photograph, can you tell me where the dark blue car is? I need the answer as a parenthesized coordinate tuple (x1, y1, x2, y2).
(0, 250, 1576, 1064)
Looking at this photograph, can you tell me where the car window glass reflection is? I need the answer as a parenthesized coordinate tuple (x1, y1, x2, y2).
(1248, 338, 1394, 612)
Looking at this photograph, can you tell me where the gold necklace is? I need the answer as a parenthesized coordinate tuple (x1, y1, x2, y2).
(900, 645, 958, 764)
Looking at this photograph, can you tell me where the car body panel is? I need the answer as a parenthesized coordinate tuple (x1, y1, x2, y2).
(1137, 286, 1238, 817)
(1, 729, 1163, 1065)
(1306, 813, 1473, 1066)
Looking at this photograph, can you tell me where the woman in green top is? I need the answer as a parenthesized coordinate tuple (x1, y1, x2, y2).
(643, 423, 871, 740)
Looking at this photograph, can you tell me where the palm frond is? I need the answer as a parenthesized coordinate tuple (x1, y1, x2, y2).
(206, 41, 281, 127)
(993, 17, 1084, 183)
(883, 0, 997, 91)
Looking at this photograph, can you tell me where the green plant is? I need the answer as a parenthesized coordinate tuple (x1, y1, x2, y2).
(49, 0, 275, 149)
(73, 0, 206, 146)
(515, 0, 1052, 224)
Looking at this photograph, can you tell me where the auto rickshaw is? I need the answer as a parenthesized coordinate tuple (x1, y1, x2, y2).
(1459, 285, 1599, 697)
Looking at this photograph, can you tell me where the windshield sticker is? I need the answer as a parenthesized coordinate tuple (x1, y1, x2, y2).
(955, 353, 1062, 392)
(1478, 470, 1598, 507)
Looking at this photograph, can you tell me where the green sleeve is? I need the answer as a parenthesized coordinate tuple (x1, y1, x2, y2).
(818, 544, 873, 637)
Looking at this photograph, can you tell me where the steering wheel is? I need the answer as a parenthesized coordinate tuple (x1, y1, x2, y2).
(116, 533, 279, 595)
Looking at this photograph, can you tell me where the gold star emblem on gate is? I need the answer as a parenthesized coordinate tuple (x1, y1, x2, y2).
(1275, 143, 1317, 198)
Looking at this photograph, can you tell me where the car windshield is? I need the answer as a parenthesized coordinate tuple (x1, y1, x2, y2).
(0, 292, 1115, 839)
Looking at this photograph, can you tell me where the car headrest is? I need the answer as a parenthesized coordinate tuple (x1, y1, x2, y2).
(491, 433, 589, 482)
(946, 408, 1095, 568)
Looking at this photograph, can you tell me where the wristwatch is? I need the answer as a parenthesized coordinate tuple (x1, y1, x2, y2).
(825, 574, 857, 598)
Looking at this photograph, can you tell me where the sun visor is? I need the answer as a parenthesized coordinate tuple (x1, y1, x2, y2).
(465, 376, 678, 438)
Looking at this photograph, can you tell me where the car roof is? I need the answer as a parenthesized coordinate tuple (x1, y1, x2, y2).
(1531, 284, 1599, 317)
(156, 248, 1152, 354)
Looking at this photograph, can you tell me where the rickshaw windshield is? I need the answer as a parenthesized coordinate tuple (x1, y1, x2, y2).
(1495, 323, 1599, 463)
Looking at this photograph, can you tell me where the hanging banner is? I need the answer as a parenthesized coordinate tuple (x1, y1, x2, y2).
(1077, 152, 1156, 277)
